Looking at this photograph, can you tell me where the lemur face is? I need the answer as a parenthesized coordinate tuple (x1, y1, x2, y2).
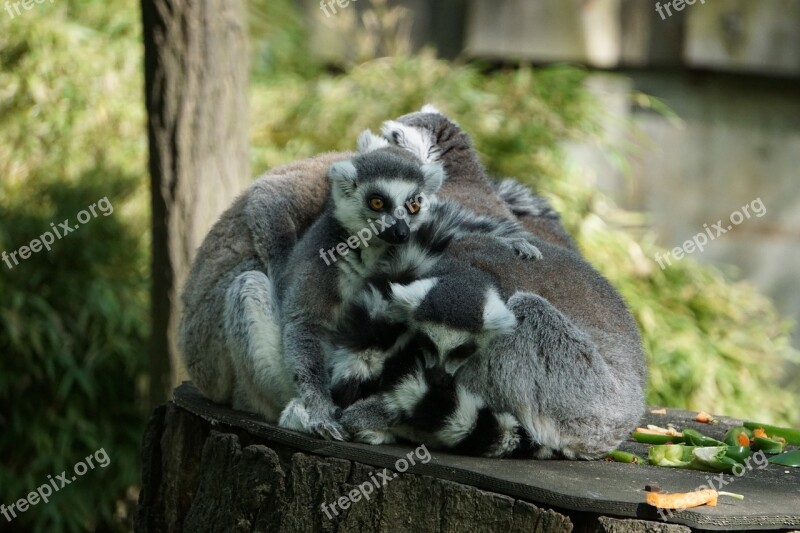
(389, 277, 518, 373)
(328, 148, 445, 245)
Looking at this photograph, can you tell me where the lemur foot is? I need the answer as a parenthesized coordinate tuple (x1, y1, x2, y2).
(352, 429, 397, 445)
(506, 238, 543, 260)
(338, 395, 396, 445)
(279, 398, 350, 441)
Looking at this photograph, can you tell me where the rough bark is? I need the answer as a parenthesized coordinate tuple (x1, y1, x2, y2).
(141, 0, 250, 407)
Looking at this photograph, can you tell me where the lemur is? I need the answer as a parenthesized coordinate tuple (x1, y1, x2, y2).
(276, 139, 543, 440)
(333, 108, 647, 459)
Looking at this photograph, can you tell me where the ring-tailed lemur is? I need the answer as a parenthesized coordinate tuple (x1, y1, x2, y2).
(334, 108, 647, 459)
(272, 140, 448, 440)
(277, 139, 545, 440)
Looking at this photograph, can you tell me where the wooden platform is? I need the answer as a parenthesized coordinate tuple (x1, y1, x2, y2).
(171, 382, 799, 531)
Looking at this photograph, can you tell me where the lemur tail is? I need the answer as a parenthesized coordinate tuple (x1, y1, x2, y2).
(392, 366, 543, 459)
(492, 178, 559, 219)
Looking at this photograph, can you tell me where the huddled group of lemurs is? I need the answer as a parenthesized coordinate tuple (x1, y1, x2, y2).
(179, 106, 647, 459)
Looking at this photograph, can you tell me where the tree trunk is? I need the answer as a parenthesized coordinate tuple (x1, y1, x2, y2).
(141, 0, 250, 408)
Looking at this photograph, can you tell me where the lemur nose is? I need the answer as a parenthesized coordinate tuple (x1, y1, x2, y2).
(395, 225, 409, 241)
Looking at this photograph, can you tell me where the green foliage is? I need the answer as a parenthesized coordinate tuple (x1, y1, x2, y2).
(0, 1, 147, 531)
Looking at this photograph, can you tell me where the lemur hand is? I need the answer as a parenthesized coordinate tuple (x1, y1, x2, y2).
(506, 238, 543, 260)
(339, 395, 397, 445)
(279, 397, 350, 441)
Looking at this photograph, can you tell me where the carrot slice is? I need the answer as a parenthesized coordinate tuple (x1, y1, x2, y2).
(696, 411, 714, 424)
(646, 489, 718, 509)
(737, 432, 751, 446)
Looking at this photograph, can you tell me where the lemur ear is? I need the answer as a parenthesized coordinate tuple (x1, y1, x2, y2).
(328, 160, 358, 196)
(357, 129, 390, 153)
(381, 120, 439, 164)
(421, 162, 445, 196)
(389, 278, 438, 315)
(420, 103, 442, 115)
(482, 289, 517, 334)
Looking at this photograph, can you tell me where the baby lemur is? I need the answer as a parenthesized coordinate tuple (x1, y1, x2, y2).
(332, 109, 647, 459)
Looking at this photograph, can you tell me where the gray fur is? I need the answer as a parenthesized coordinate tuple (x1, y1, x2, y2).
(179, 151, 348, 408)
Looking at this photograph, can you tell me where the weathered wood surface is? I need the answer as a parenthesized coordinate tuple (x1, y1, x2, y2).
(135, 382, 800, 532)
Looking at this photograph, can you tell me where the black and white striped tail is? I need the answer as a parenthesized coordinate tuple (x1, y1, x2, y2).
(386, 366, 542, 458)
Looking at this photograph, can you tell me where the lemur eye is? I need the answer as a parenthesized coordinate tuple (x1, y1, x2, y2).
(406, 199, 421, 215)
(368, 196, 385, 211)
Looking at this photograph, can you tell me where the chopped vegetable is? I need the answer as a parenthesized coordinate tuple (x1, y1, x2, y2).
(752, 428, 768, 439)
(648, 444, 750, 473)
(645, 489, 743, 510)
(648, 444, 693, 468)
(751, 436, 787, 454)
(645, 489, 718, 509)
(693, 446, 750, 472)
(683, 428, 724, 447)
(743, 422, 800, 445)
(605, 450, 645, 464)
(724, 426, 753, 447)
(650, 408, 667, 415)
(768, 450, 800, 467)
(695, 411, 716, 424)
(633, 426, 685, 444)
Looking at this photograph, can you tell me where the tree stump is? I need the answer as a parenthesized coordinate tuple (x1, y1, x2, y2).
(134, 383, 800, 532)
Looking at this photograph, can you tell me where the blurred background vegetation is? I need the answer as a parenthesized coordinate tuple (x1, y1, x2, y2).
(0, 0, 797, 530)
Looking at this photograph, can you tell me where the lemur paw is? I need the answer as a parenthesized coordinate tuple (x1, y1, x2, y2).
(279, 398, 350, 441)
(507, 238, 543, 260)
(353, 429, 397, 445)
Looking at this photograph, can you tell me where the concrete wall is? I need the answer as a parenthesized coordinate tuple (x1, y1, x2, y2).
(567, 71, 800, 349)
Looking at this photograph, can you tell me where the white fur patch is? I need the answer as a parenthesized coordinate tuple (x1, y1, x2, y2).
(381, 120, 440, 164)
(482, 289, 517, 333)
(386, 370, 428, 417)
(357, 129, 390, 153)
(421, 103, 442, 114)
(390, 243, 440, 279)
(390, 278, 438, 313)
(420, 162, 445, 195)
(438, 386, 483, 446)
(329, 347, 384, 385)
(278, 398, 310, 432)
